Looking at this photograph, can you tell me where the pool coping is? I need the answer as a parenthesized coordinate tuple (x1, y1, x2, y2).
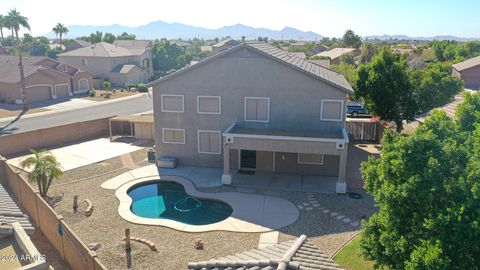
(108, 167, 299, 233)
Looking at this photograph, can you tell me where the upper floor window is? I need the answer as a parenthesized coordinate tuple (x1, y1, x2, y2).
(197, 96, 221, 114)
(320, 99, 344, 121)
(245, 97, 270, 122)
(161, 94, 184, 113)
(81, 59, 87, 66)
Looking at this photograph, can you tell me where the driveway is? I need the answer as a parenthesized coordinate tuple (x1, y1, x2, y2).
(8, 138, 143, 172)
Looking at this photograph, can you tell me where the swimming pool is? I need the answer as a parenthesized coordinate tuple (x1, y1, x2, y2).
(127, 181, 232, 225)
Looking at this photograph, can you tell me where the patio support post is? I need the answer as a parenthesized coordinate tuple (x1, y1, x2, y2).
(336, 144, 348, 194)
(222, 146, 232, 185)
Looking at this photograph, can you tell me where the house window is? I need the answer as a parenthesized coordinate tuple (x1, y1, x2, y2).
(161, 94, 184, 112)
(143, 59, 149, 69)
(162, 128, 185, 144)
(61, 65, 68, 72)
(298, 153, 324, 165)
(245, 97, 270, 122)
(197, 96, 221, 114)
(197, 130, 221, 154)
(81, 59, 87, 66)
(320, 99, 344, 121)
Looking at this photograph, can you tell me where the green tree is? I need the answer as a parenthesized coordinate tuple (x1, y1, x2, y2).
(359, 41, 376, 63)
(342, 29, 362, 48)
(331, 63, 356, 85)
(456, 92, 480, 132)
(354, 48, 416, 132)
(340, 52, 355, 65)
(20, 149, 63, 198)
(0, 15, 5, 47)
(103, 32, 116, 43)
(5, 9, 30, 111)
(361, 94, 480, 269)
(30, 40, 49, 56)
(117, 32, 135, 40)
(89, 31, 103, 43)
(410, 64, 463, 113)
(52, 23, 68, 49)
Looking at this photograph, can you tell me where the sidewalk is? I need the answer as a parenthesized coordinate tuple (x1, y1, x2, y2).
(0, 92, 148, 122)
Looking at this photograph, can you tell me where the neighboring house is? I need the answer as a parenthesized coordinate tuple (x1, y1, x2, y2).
(415, 95, 464, 124)
(150, 42, 353, 193)
(452, 56, 480, 89)
(0, 55, 93, 104)
(171, 40, 193, 50)
(65, 39, 91, 52)
(308, 44, 329, 55)
(58, 41, 153, 87)
(200, 45, 212, 53)
(316, 48, 360, 65)
(188, 235, 342, 270)
(288, 52, 307, 59)
(212, 38, 240, 54)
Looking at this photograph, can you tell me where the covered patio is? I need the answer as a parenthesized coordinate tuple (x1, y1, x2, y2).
(222, 123, 350, 193)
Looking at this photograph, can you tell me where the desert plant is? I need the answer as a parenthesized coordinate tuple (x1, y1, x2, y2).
(20, 149, 63, 198)
(137, 83, 148, 92)
(88, 89, 96, 97)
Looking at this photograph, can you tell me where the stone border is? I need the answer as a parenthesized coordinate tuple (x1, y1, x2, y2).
(111, 170, 299, 232)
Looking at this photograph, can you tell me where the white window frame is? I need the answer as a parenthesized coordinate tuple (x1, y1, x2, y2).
(197, 96, 221, 115)
(161, 94, 185, 113)
(298, 153, 325, 165)
(320, 99, 344, 121)
(81, 59, 87, 66)
(197, 130, 222, 154)
(244, 97, 270, 123)
(162, 128, 185, 144)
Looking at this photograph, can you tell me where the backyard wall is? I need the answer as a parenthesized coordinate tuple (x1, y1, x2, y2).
(0, 156, 107, 270)
(0, 118, 110, 157)
(346, 120, 384, 142)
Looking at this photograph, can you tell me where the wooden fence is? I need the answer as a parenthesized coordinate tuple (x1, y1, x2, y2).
(346, 120, 384, 142)
(0, 156, 106, 270)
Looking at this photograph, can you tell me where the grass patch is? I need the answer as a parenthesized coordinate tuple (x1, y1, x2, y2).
(334, 235, 375, 270)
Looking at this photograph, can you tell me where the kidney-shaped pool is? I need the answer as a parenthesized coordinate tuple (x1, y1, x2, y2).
(127, 181, 232, 225)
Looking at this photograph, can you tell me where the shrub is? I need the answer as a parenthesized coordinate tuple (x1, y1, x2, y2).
(137, 83, 148, 92)
(88, 89, 96, 97)
(103, 80, 111, 89)
(127, 83, 137, 90)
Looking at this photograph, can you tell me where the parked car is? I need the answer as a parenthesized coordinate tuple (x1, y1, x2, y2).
(347, 104, 371, 118)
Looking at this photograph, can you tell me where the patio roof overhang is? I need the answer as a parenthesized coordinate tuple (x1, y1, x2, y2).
(222, 123, 349, 155)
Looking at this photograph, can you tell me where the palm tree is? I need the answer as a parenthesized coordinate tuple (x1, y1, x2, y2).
(0, 15, 5, 47)
(20, 149, 63, 198)
(5, 9, 30, 111)
(52, 23, 68, 49)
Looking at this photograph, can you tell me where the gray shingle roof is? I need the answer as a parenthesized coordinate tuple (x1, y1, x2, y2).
(452, 55, 480, 71)
(113, 40, 152, 55)
(212, 38, 239, 48)
(148, 43, 353, 94)
(111, 64, 142, 74)
(247, 43, 353, 94)
(0, 183, 34, 234)
(188, 235, 343, 270)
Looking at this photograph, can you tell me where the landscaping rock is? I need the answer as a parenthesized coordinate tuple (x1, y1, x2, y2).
(88, 242, 101, 251)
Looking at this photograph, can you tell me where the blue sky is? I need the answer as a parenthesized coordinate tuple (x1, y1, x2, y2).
(0, 0, 478, 37)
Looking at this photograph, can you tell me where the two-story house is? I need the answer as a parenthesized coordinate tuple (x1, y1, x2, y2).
(150, 43, 353, 193)
(58, 41, 153, 87)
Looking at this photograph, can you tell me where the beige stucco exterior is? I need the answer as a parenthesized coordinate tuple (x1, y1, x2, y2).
(152, 45, 352, 193)
(452, 66, 480, 89)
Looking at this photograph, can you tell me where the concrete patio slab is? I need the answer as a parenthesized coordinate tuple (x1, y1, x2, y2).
(258, 231, 279, 248)
(105, 166, 299, 232)
(8, 138, 142, 172)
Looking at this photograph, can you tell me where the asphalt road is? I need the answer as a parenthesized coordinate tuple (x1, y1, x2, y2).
(0, 94, 153, 136)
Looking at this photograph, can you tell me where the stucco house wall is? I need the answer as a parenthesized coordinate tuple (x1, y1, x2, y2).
(453, 66, 480, 89)
(153, 47, 348, 169)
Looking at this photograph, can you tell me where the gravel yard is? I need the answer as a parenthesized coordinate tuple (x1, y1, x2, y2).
(45, 147, 375, 269)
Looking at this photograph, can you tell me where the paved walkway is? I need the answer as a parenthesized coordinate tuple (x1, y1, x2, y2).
(102, 165, 299, 232)
(8, 138, 143, 172)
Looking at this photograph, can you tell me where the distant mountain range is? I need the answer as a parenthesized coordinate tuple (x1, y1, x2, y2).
(365, 34, 480, 42)
(43, 20, 480, 42)
(44, 21, 324, 40)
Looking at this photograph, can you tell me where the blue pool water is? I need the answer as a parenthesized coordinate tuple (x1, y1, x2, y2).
(127, 181, 232, 225)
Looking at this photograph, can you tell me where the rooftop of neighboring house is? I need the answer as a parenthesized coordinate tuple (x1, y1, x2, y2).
(171, 40, 192, 47)
(149, 42, 353, 94)
(308, 58, 331, 68)
(287, 51, 307, 59)
(415, 94, 465, 123)
(212, 37, 239, 48)
(0, 55, 90, 83)
(112, 39, 153, 55)
(111, 63, 143, 74)
(59, 42, 141, 58)
(317, 47, 359, 59)
(0, 183, 34, 234)
(452, 55, 480, 71)
(188, 235, 343, 270)
(68, 39, 91, 47)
